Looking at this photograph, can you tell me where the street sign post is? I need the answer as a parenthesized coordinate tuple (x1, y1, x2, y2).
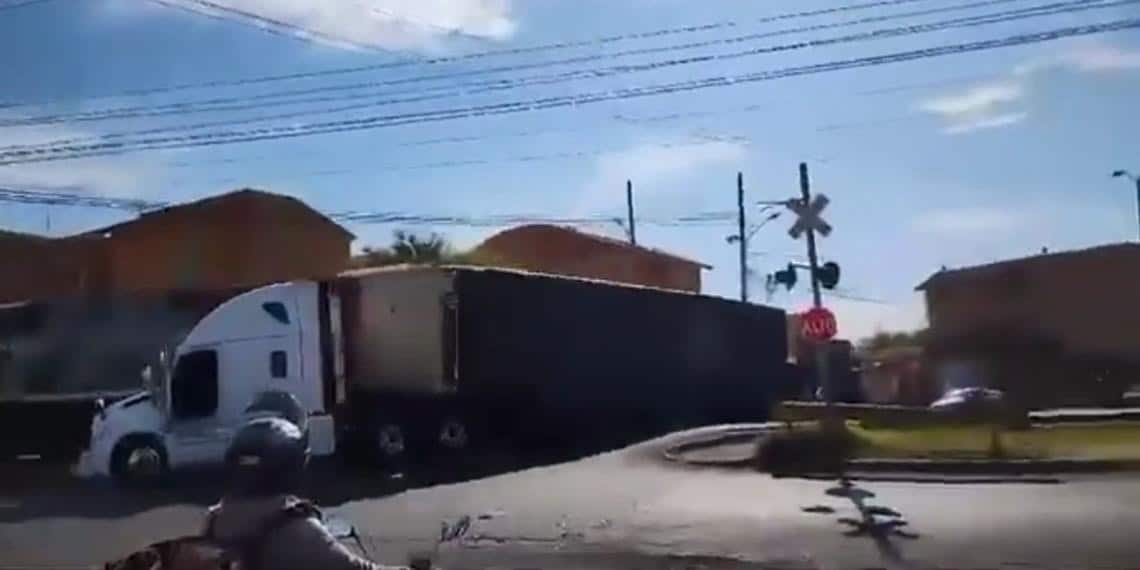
(789, 163, 839, 430)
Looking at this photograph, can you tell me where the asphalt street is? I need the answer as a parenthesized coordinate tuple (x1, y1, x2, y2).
(2, 428, 1139, 569)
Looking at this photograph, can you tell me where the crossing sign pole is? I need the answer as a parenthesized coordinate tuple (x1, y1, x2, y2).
(794, 163, 839, 429)
(797, 163, 826, 310)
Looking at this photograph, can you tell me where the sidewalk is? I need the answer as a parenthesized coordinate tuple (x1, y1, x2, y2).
(664, 426, 1140, 475)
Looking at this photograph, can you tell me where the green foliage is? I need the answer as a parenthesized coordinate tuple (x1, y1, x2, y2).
(351, 230, 476, 269)
(858, 329, 927, 354)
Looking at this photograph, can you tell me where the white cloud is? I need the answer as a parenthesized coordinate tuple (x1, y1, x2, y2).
(593, 140, 746, 191)
(908, 206, 1030, 236)
(1017, 41, 1140, 75)
(576, 138, 746, 213)
(941, 111, 1028, 135)
(918, 82, 1024, 117)
(919, 41, 1140, 136)
(0, 124, 158, 197)
(917, 82, 1027, 135)
(1060, 43, 1140, 72)
(147, 0, 516, 52)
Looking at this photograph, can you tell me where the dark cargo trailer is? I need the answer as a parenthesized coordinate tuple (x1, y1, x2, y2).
(335, 266, 795, 455)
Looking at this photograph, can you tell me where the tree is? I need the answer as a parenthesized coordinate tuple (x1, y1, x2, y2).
(350, 230, 474, 269)
(857, 329, 927, 355)
(389, 230, 450, 263)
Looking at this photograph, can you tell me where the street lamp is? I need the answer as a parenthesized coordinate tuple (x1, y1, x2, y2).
(1111, 169, 1140, 241)
(726, 207, 782, 302)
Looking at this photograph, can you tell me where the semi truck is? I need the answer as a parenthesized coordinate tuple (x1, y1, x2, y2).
(76, 265, 795, 483)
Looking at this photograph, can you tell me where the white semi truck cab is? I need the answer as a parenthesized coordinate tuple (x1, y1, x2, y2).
(74, 282, 339, 482)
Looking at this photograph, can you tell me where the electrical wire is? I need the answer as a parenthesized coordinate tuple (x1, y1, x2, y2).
(0, 185, 738, 228)
(158, 98, 921, 171)
(1, 0, 937, 107)
(0, 0, 1070, 129)
(168, 137, 750, 185)
(2, 16, 1135, 166)
(0, 0, 1123, 160)
(0, 0, 57, 12)
(0, 186, 168, 211)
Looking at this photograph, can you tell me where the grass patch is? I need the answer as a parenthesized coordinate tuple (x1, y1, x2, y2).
(850, 421, 1140, 461)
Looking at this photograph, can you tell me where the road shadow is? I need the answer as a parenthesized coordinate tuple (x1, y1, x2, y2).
(0, 436, 637, 522)
(800, 478, 921, 569)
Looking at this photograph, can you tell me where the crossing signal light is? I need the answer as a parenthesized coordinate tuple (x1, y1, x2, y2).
(772, 263, 797, 290)
(817, 261, 840, 289)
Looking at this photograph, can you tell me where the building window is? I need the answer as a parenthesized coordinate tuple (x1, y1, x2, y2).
(270, 350, 287, 378)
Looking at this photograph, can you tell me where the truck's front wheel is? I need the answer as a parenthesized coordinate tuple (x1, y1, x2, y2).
(111, 436, 168, 487)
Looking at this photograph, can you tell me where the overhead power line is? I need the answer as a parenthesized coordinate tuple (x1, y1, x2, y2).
(2, 16, 1136, 166)
(0, 0, 1067, 130)
(0, 0, 938, 107)
(170, 137, 750, 185)
(160, 92, 931, 171)
(0, 0, 1123, 159)
(0, 186, 169, 212)
(0, 0, 57, 13)
(0, 185, 737, 228)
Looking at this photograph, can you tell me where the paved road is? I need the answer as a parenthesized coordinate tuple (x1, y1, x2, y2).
(2, 428, 1139, 569)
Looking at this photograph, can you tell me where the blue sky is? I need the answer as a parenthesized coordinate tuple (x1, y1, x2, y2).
(1, 0, 1139, 339)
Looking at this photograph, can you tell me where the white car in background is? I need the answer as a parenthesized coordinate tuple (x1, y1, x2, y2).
(930, 387, 1005, 413)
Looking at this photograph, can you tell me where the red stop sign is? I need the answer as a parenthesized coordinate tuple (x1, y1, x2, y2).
(800, 306, 838, 341)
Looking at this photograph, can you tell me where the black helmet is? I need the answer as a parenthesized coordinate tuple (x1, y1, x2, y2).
(224, 417, 309, 497)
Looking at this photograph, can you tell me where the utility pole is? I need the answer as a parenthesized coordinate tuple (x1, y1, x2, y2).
(626, 179, 637, 245)
(798, 162, 835, 425)
(737, 172, 748, 302)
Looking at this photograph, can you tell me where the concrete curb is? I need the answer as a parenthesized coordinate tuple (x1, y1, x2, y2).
(660, 426, 776, 468)
(663, 427, 1140, 475)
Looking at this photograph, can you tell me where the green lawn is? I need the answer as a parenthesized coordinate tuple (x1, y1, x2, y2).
(849, 422, 1140, 461)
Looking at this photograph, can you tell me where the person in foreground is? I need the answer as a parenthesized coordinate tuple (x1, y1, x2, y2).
(203, 416, 389, 570)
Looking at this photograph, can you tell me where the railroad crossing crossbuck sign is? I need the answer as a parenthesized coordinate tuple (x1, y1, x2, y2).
(787, 194, 832, 239)
(801, 306, 838, 342)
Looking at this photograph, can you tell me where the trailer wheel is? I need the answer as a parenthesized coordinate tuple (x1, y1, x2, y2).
(438, 418, 469, 450)
(375, 424, 406, 458)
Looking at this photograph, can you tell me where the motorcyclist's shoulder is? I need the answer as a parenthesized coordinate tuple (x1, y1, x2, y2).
(205, 494, 319, 540)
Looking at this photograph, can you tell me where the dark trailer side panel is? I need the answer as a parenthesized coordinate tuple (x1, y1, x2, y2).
(453, 268, 792, 442)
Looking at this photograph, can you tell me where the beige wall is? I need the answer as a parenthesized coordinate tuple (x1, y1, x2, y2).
(337, 268, 453, 394)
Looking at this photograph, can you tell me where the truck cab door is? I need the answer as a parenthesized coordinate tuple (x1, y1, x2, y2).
(165, 347, 232, 468)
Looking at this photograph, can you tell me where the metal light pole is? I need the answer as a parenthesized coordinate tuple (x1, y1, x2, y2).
(726, 206, 781, 303)
(1111, 169, 1140, 242)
